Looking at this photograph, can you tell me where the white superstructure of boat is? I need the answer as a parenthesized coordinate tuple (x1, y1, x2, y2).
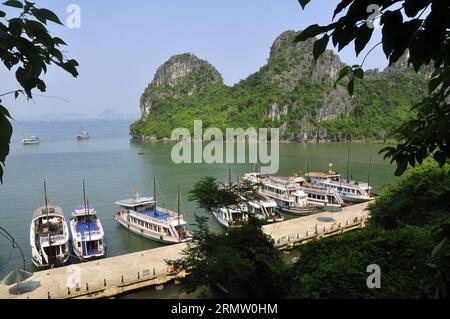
(22, 136, 40, 145)
(114, 186, 192, 244)
(76, 131, 89, 140)
(305, 171, 371, 203)
(212, 203, 248, 228)
(30, 182, 70, 268)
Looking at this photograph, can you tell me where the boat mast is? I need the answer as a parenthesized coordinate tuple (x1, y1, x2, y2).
(368, 154, 372, 197)
(346, 147, 350, 182)
(44, 180, 53, 267)
(153, 176, 156, 202)
(177, 186, 180, 239)
(228, 165, 232, 186)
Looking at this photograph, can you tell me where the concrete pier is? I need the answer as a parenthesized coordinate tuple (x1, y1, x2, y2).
(0, 202, 370, 299)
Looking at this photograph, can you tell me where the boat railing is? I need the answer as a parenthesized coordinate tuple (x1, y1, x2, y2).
(129, 210, 183, 225)
(261, 189, 293, 201)
(40, 234, 66, 245)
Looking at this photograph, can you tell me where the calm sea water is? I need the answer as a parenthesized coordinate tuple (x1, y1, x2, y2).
(0, 120, 396, 280)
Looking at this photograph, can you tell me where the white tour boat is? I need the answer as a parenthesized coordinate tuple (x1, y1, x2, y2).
(212, 203, 248, 228)
(244, 173, 315, 215)
(22, 136, 40, 145)
(305, 171, 371, 203)
(70, 181, 105, 259)
(114, 184, 191, 244)
(76, 131, 89, 140)
(244, 193, 284, 223)
(30, 182, 70, 268)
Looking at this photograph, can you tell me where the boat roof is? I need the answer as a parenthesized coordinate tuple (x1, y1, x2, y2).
(72, 206, 96, 217)
(306, 171, 341, 178)
(33, 205, 64, 219)
(115, 196, 156, 208)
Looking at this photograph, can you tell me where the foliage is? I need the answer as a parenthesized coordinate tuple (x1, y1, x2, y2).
(0, 0, 79, 182)
(187, 176, 261, 212)
(369, 158, 450, 229)
(296, 0, 450, 175)
(169, 215, 290, 299)
(290, 225, 434, 298)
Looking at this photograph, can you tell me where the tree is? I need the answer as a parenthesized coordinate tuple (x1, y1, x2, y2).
(0, 0, 79, 182)
(296, 0, 450, 176)
(169, 215, 290, 298)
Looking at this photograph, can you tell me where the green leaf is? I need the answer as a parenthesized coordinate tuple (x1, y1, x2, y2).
(354, 25, 373, 56)
(298, 0, 310, 9)
(353, 67, 364, 80)
(2, 0, 23, 8)
(313, 35, 329, 62)
(334, 66, 351, 88)
(295, 24, 327, 42)
(347, 78, 354, 96)
(31, 8, 63, 25)
(0, 104, 13, 183)
(333, 0, 352, 19)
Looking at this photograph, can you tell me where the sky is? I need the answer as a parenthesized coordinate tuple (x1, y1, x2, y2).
(0, 0, 386, 119)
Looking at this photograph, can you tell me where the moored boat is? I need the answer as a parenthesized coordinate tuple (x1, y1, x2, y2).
(30, 182, 70, 268)
(70, 180, 105, 260)
(212, 203, 248, 228)
(114, 181, 192, 244)
(305, 171, 371, 203)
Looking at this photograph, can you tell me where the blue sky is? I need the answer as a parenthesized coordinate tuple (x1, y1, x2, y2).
(1, 0, 386, 119)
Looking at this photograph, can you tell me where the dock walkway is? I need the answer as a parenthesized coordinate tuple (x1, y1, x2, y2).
(0, 202, 370, 299)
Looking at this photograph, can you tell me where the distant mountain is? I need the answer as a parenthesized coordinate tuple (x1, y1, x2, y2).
(131, 30, 428, 141)
(19, 109, 139, 121)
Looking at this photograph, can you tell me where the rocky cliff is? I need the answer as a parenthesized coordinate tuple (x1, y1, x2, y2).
(140, 53, 223, 118)
(132, 31, 427, 141)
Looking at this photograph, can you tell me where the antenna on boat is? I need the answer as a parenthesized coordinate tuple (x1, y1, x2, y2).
(83, 179, 87, 213)
(177, 185, 180, 238)
(43, 180, 53, 267)
(153, 176, 156, 202)
(228, 165, 232, 186)
(346, 146, 350, 182)
(306, 159, 309, 174)
(368, 154, 372, 197)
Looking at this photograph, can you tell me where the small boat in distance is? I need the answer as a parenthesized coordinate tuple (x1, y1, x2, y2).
(22, 136, 40, 145)
(70, 180, 105, 260)
(114, 179, 192, 244)
(76, 131, 89, 140)
(30, 181, 70, 268)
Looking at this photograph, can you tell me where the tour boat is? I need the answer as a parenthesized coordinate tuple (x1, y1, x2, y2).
(30, 182, 70, 268)
(76, 131, 89, 140)
(305, 171, 371, 203)
(114, 181, 191, 244)
(244, 193, 284, 223)
(70, 181, 105, 260)
(212, 203, 248, 228)
(243, 173, 315, 215)
(22, 136, 40, 145)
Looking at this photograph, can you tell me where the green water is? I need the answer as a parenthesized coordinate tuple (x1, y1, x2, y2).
(0, 120, 395, 283)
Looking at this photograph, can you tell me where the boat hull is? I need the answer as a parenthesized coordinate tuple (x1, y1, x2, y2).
(114, 213, 188, 244)
(279, 206, 315, 216)
(212, 209, 230, 228)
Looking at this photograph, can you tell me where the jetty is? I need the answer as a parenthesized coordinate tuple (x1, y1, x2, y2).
(0, 202, 370, 299)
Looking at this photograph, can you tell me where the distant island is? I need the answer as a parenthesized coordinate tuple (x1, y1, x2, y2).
(131, 30, 428, 142)
(19, 108, 139, 121)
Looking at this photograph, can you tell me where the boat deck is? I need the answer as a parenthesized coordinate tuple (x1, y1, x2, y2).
(140, 209, 173, 220)
(75, 221, 99, 234)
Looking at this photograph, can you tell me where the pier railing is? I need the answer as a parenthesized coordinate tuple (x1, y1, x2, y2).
(273, 214, 368, 249)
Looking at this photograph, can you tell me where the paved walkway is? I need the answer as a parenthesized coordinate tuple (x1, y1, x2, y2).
(0, 202, 370, 299)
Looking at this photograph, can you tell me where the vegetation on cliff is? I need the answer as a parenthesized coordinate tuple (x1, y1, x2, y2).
(131, 31, 427, 141)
